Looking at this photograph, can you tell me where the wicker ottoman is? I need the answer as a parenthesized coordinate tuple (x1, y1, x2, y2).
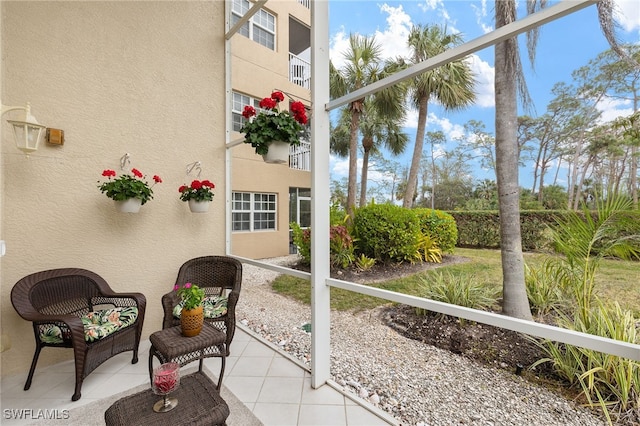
(149, 324, 227, 389)
(105, 371, 229, 426)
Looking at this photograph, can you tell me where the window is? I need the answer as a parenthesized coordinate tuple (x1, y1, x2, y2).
(232, 92, 259, 132)
(231, 0, 276, 50)
(232, 192, 277, 232)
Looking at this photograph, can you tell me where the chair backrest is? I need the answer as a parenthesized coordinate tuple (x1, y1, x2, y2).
(12, 268, 109, 318)
(175, 256, 242, 297)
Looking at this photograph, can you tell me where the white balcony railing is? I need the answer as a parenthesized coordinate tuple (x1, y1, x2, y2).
(289, 53, 310, 89)
(289, 140, 311, 171)
(297, 0, 310, 9)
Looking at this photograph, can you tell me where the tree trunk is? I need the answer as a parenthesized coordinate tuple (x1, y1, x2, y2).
(359, 137, 372, 207)
(404, 95, 429, 208)
(494, 1, 532, 321)
(346, 105, 362, 217)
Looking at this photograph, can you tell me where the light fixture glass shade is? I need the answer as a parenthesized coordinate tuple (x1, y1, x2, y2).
(7, 118, 45, 153)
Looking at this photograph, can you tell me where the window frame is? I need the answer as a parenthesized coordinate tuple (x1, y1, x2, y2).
(232, 191, 278, 232)
(231, 0, 276, 50)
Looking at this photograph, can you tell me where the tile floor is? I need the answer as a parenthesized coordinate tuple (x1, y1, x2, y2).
(0, 326, 397, 425)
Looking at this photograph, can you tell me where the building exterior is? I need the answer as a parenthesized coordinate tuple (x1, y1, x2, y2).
(0, 0, 309, 378)
(229, 0, 312, 259)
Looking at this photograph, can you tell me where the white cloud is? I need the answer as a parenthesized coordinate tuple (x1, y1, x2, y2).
(426, 112, 466, 141)
(375, 5, 413, 60)
(614, 0, 640, 33)
(467, 54, 495, 108)
(596, 97, 634, 123)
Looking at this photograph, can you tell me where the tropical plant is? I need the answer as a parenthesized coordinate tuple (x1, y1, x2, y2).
(400, 24, 476, 209)
(98, 168, 162, 205)
(178, 179, 215, 202)
(354, 254, 376, 271)
(330, 34, 403, 217)
(239, 91, 307, 155)
(416, 271, 499, 324)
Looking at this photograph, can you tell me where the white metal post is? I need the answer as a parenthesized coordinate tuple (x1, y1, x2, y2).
(310, 0, 331, 389)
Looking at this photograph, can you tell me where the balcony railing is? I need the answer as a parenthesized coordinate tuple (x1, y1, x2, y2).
(289, 140, 310, 171)
(289, 53, 310, 89)
(297, 0, 310, 9)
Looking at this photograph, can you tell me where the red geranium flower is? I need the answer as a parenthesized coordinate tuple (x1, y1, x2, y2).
(242, 105, 256, 119)
(271, 91, 285, 102)
(153, 175, 162, 183)
(259, 97, 277, 109)
(131, 168, 143, 178)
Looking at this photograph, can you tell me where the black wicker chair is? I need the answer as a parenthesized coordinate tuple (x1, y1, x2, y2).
(161, 256, 242, 356)
(11, 268, 146, 401)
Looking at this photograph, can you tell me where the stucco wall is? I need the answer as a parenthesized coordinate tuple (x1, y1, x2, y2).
(1, 1, 226, 376)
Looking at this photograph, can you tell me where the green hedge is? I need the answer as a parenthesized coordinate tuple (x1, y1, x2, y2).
(414, 208, 458, 254)
(450, 209, 640, 253)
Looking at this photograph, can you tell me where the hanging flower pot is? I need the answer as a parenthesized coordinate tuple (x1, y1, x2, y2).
(239, 91, 308, 164)
(98, 167, 162, 211)
(180, 305, 204, 337)
(179, 179, 215, 212)
(262, 140, 290, 164)
(114, 198, 142, 213)
(188, 199, 211, 213)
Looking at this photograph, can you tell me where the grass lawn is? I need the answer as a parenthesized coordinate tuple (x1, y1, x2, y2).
(272, 247, 640, 315)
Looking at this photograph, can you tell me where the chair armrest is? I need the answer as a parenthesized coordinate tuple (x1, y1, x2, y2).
(161, 291, 179, 329)
(30, 314, 87, 347)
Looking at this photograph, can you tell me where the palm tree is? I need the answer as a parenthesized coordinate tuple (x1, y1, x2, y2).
(330, 34, 387, 217)
(358, 98, 409, 206)
(493, 0, 634, 320)
(402, 24, 476, 209)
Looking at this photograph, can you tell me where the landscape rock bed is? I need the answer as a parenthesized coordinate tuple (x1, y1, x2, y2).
(236, 256, 605, 426)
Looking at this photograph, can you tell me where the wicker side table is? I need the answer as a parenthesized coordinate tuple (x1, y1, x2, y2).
(105, 371, 229, 426)
(149, 324, 227, 389)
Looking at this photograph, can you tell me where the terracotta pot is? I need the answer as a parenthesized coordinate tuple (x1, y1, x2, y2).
(188, 199, 211, 213)
(180, 305, 204, 337)
(114, 198, 142, 213)
(261, 140, 290, 164)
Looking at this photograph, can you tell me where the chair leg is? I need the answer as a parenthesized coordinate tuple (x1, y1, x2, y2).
(217, 345, 226, 390)
(24, 344, 43, 391)
(132, 347, 139, 364)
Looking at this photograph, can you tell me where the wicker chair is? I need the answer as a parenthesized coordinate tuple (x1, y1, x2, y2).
(161, 256, 242, 356)
(11, 268, 146, 401)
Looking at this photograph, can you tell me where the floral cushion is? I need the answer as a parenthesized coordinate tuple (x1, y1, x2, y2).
(38, 307, 139, 344)
(173, 295, 227, 320)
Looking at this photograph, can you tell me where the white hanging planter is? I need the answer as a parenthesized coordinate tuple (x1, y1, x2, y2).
(261, 140, 290, 164)
(188, 199, 211, 213)
(114, 198, 142, 213)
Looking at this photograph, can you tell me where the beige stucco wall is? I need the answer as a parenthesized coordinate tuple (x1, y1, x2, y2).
(1, 1, 226, 376)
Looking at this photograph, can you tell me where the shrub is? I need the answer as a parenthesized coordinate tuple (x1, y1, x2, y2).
(524, 263, 569, 316)
(416, 234, 442, 263)
(415, 271, 499, 324)
(355, 254, 376, 271)
(531, 301, 640, 424)
(414, 208, 458, 253)
(290, 222, 311, 265)
(352, 204, 422, 263)
(330, 225, 355, 268)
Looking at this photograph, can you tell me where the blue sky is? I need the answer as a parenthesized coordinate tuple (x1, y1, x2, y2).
(327, 0, 640, 195)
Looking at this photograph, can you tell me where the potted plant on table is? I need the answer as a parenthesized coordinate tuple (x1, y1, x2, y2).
(174, 282, 205, 337)
(178, 179, 215, 213)
(239, 91, 308, 164)
(98, 168, 162, 213)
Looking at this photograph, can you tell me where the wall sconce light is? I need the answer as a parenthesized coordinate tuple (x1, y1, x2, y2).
(1, 102, 46, 154)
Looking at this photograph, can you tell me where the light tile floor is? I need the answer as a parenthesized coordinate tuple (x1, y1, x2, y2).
(0, 326, 397, 426)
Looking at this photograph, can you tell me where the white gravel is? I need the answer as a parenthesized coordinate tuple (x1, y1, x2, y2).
(236, 256, 606, 426)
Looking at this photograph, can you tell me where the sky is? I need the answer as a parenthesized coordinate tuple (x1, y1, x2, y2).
(327, 0, 640, 198)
